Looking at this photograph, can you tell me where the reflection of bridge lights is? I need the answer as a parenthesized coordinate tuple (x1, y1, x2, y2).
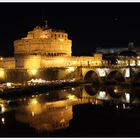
(0, 104, 5, 113)
(71, 88, 75, 91)
(130, 60, 136, 66)
(125, 93, 130, 103)
(137, 60, 140, 66)
(124, 68, 130, 78)
(123, 104, 126, 109)
(114, 88, 118, 93)
(98, 91, 106, 99)
(117, 60, 120, 64)
(114, 89, 117, 93)
(95, 100, 98, 104)
(1, 117, 5, 125)
(28, 98, 42, 114)
(32, 111, 35, 117)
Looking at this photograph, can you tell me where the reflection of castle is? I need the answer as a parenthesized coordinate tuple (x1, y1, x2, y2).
(15, 99, 73, 132)
(14, 84, 104, 132)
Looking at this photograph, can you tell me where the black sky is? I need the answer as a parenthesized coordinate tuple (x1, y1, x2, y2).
(0, 3, 140, 56)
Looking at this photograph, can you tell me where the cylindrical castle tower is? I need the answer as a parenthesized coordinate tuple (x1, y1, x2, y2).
(14, 25, 72, 68)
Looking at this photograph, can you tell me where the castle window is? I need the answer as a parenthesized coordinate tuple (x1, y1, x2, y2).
(55, 34, 57, 39)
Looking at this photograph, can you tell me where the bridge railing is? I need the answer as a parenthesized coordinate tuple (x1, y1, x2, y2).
(78, 64, 140, 69)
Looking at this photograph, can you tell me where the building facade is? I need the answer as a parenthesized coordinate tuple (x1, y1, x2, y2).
(0, 24, 107, 69)
(0, 23, 108, 83)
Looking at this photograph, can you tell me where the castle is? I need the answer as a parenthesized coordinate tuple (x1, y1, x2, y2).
(0, 23, 107, 83)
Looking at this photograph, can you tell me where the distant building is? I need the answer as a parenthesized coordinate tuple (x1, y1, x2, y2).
(96, 42, 140, 66)
(96, 42, 140, 55)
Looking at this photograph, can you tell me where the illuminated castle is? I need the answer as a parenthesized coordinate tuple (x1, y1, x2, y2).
(0, 22, 107, 83)
(0, 22, 107, 69)
(14, 24, 72, 69)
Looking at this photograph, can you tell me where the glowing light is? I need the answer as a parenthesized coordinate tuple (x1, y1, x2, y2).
(59, 38, 64, 42)
(67, 67, 75, 72)
(95, 100, 98, 104)
(114, 89, 117, 93)
(67, 94, 76, 100)
(0, 68, 5, 79)
(60, 119, 65, 123)
(72, 61, 76, 65)
(125, 93, 130, 103)
(30, 98, 38, 105)
(1, 117, 5, 124)
(97, 68, 106, 77)
(6, 82, 12, 87)
(98, 91, 106, 99)
(123, 104, 126, 109)
(124, 68, 130, 78)
(137, 60, 140, 66)
(28, 69, 38, 76)
(32, 111, 35, 117)
(27, 98, 42, 114)
(130, 60, 136, 66)
(117, 60, 120, 64)
(0, 57, 3, 61)
(71, 87, 75, 91)
(0, 104, 5, 113)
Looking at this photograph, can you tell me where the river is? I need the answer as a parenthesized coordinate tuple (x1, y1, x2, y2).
(0, 84, 140, 137)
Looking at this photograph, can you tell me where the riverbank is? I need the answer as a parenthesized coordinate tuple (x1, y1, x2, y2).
(0, 80, 85, 99)
(0, 80, 140, 99)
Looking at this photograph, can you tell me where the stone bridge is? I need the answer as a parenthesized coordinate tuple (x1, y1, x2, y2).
(1, 65, 140, 83)
(80, 65, 140, 83)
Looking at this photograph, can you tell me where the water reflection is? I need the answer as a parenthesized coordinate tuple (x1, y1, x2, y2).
(0, 84, 140, 134)
(16, 99, 73, 132)
(14, 87, 100, 132)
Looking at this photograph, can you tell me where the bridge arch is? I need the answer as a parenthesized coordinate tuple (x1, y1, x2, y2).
(107, 85, 123, 98)
(106, 70, 125, 83)
(84, 85, 99, 96)
(84, 70, 100, 83)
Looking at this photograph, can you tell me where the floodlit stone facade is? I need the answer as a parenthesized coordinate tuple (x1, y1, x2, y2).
(0, 24, 107, 69)
(14, 26, 72, 56)
(0, 23, 108, 83)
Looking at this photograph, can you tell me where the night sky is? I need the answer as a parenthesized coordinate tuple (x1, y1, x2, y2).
(0, 3, 140, 56)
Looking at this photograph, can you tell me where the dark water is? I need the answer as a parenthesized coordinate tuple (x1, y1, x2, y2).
(0, 84, 140, 137)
